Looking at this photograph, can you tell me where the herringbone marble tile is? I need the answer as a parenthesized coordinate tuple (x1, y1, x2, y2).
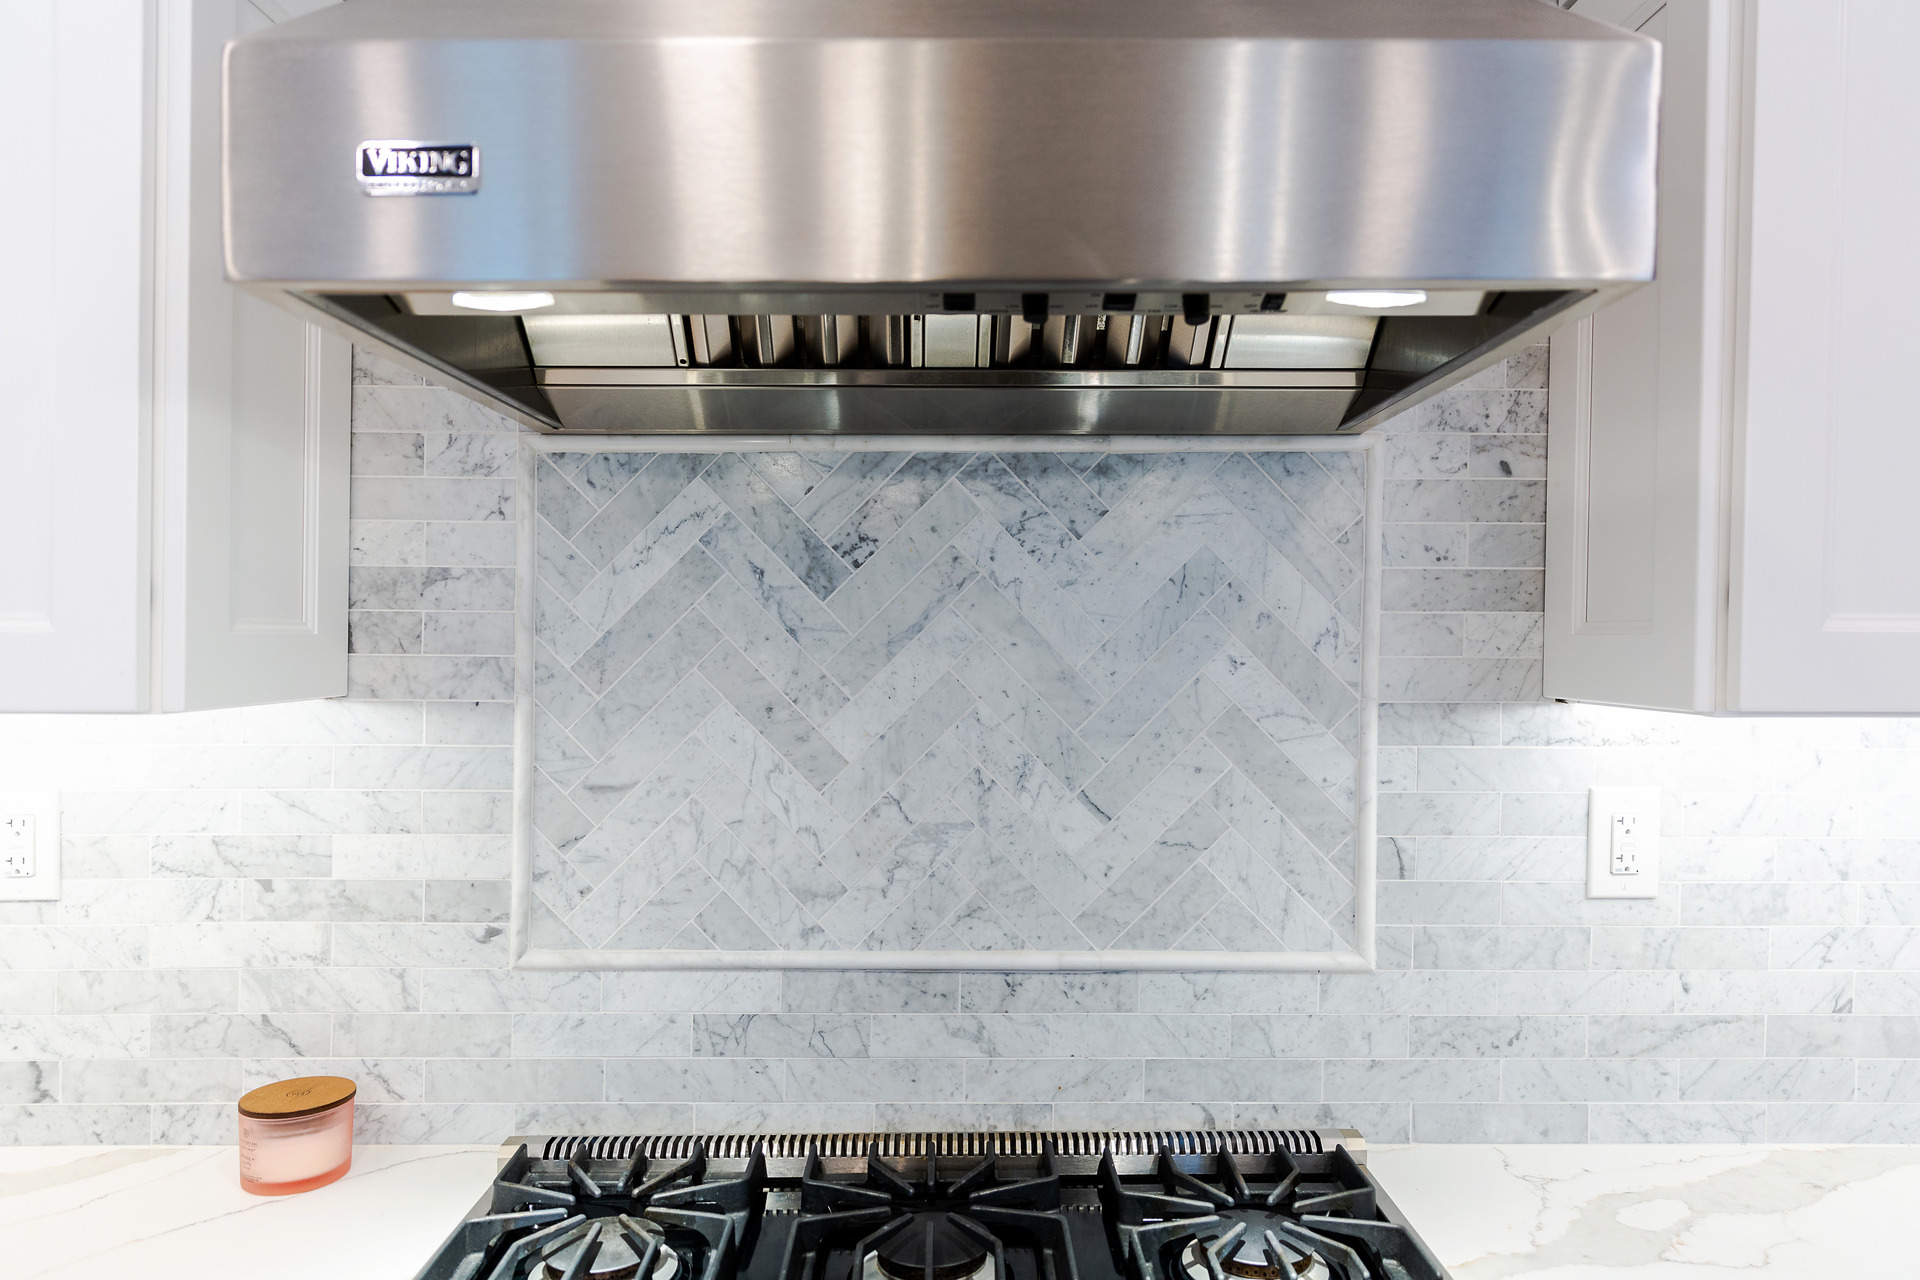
(529, 449, 1370, 956)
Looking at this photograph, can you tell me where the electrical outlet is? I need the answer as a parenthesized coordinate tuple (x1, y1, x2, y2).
(1588, 786, 1659, 899)
(2, 816, 33, 877)
(0, 792, 59, 902)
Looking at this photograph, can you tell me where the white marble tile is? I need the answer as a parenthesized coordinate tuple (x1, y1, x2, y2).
(0, 1016, 149, 1060)
(331, 834, 508, 879)
(512, 1012, 690, 1057)
(690, 1101, 867, 1132)
(1503, 882, 1679, 927)
(963, 1057, 1143, 1103)
(425, 1057, 602, 1103)
(352, 386, 517, 432)
(1230, 1014, 1408, 1058)
(1414, 1102, 1588, 1142)
(604, 1057, 780, 1103)
(1588, 1015, 1766, 1059)
(354, 477, 513, 523)
(329, 923, 505, 968)
(1382, 612, 1466, 658)
(239, 967, 415, 1014)
(425, 520, 517, 568)
(1411, 1014, 1586, 1058)
(0, 1106, 152, 1144)
(1051, 1014, 1228, 1058)
(63, 1058, 237, 1104)
(149, 1013, 328, 1059)
(868, 1014, 1049, 1058)
(0, 926, 149, 970)
(334, 1013, 510, 1058)
(419, 790, 506, 835)
(1494, 971, 1675, 1015)
(1772, 926, 1920, 970)
(356, 1103, 516, 1142)
(951, 513, 1107, 661)
(1378, 792, 1502, 838)
(147, 923, 330, 969)
(1143, 1058, 1320, 1102)
(689, 1013, 867, 1058)
(1327, 1057, 1498, 1102)
(57, 880, 243, 927)
(1376, 880, 1502, 926)
(1384, 567, 1542, 613)
(1413, 925, 1591, 970)
(786, 1057, 964, 1102)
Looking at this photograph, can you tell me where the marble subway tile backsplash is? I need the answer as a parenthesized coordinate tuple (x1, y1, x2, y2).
(2, 345, 1920, 1144)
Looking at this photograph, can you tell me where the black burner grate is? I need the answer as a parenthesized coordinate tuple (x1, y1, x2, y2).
(1098, 1148, 1445, 1280)
(432, 1140, 768, 1280)
(781, 1142, 1079, 1280)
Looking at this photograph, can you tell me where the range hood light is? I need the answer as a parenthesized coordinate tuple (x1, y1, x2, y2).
(449, 290, 556, 313)
(1323, 289, 1428, 309)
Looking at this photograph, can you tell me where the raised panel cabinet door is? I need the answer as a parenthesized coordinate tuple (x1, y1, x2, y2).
(0, 0, 347, 713)
(1727, 0, 1920, 711)
(0, 0, 151, 712)
(1546, 0, 1735, 712)
(152, 0, 349, 710)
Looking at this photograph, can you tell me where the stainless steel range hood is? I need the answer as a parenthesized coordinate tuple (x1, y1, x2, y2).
(223, 0, 1658, 435)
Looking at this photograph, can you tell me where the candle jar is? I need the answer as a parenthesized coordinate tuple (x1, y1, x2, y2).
(237, 1076, 356, 1195)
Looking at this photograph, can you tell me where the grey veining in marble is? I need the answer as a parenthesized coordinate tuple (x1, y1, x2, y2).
(529, 449, 1369, 960)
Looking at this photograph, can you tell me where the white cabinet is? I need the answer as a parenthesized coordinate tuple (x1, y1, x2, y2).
(0, 0, 348, 712)
(1548, 0, 1920, 713)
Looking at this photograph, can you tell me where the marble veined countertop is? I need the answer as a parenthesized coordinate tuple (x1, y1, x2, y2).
(7, 1143, 1920, 1279)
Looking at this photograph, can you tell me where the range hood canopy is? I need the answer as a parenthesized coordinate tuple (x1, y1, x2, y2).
(224, 0, 1658, 435)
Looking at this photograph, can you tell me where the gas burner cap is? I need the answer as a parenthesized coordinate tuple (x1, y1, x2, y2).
(862, 1253, 994, 1280)
(873, 1213, 995, 1280)
(1181, 1234, 1328, 1280)
(544, 1229, 684, 1280)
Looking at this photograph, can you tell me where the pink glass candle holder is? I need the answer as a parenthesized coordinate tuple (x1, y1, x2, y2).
(237, 1076, 355, 1195)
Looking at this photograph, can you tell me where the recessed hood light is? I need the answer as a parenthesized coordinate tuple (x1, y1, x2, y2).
(449, 290, 555, 313)
(1323, 290, 1428, 309)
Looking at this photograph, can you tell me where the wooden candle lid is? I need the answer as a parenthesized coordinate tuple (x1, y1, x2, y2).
(239, 1075, 357, 1119)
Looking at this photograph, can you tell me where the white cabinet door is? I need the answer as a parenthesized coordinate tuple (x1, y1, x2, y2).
(1546, 0, 1735, 713)
(153, 0, 350, 710)
(0, 0, 151, 712)
(0, 0, 348, 712)
(1549, 0, 1920, 713)
(1727, 0, 1920, 711)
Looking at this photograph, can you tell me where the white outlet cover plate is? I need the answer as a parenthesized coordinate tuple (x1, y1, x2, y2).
(1587, 785, 1661, 899)
(0, 790, 60, 902)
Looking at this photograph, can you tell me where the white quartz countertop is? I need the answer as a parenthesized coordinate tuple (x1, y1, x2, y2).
(5, 1145, 499, 1279)
(8, 1143, 1920, 1279)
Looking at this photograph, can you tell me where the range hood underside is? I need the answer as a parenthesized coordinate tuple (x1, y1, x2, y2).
(296, 286, 1606, 435)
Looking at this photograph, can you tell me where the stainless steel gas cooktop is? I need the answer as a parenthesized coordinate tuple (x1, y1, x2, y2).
(412, 1130, 1447, 1280)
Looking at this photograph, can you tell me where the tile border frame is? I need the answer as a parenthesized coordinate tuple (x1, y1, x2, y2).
(509, 433, 1381, 973)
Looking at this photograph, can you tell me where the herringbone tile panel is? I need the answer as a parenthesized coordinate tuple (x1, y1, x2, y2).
(529, 450, 1369, 957)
